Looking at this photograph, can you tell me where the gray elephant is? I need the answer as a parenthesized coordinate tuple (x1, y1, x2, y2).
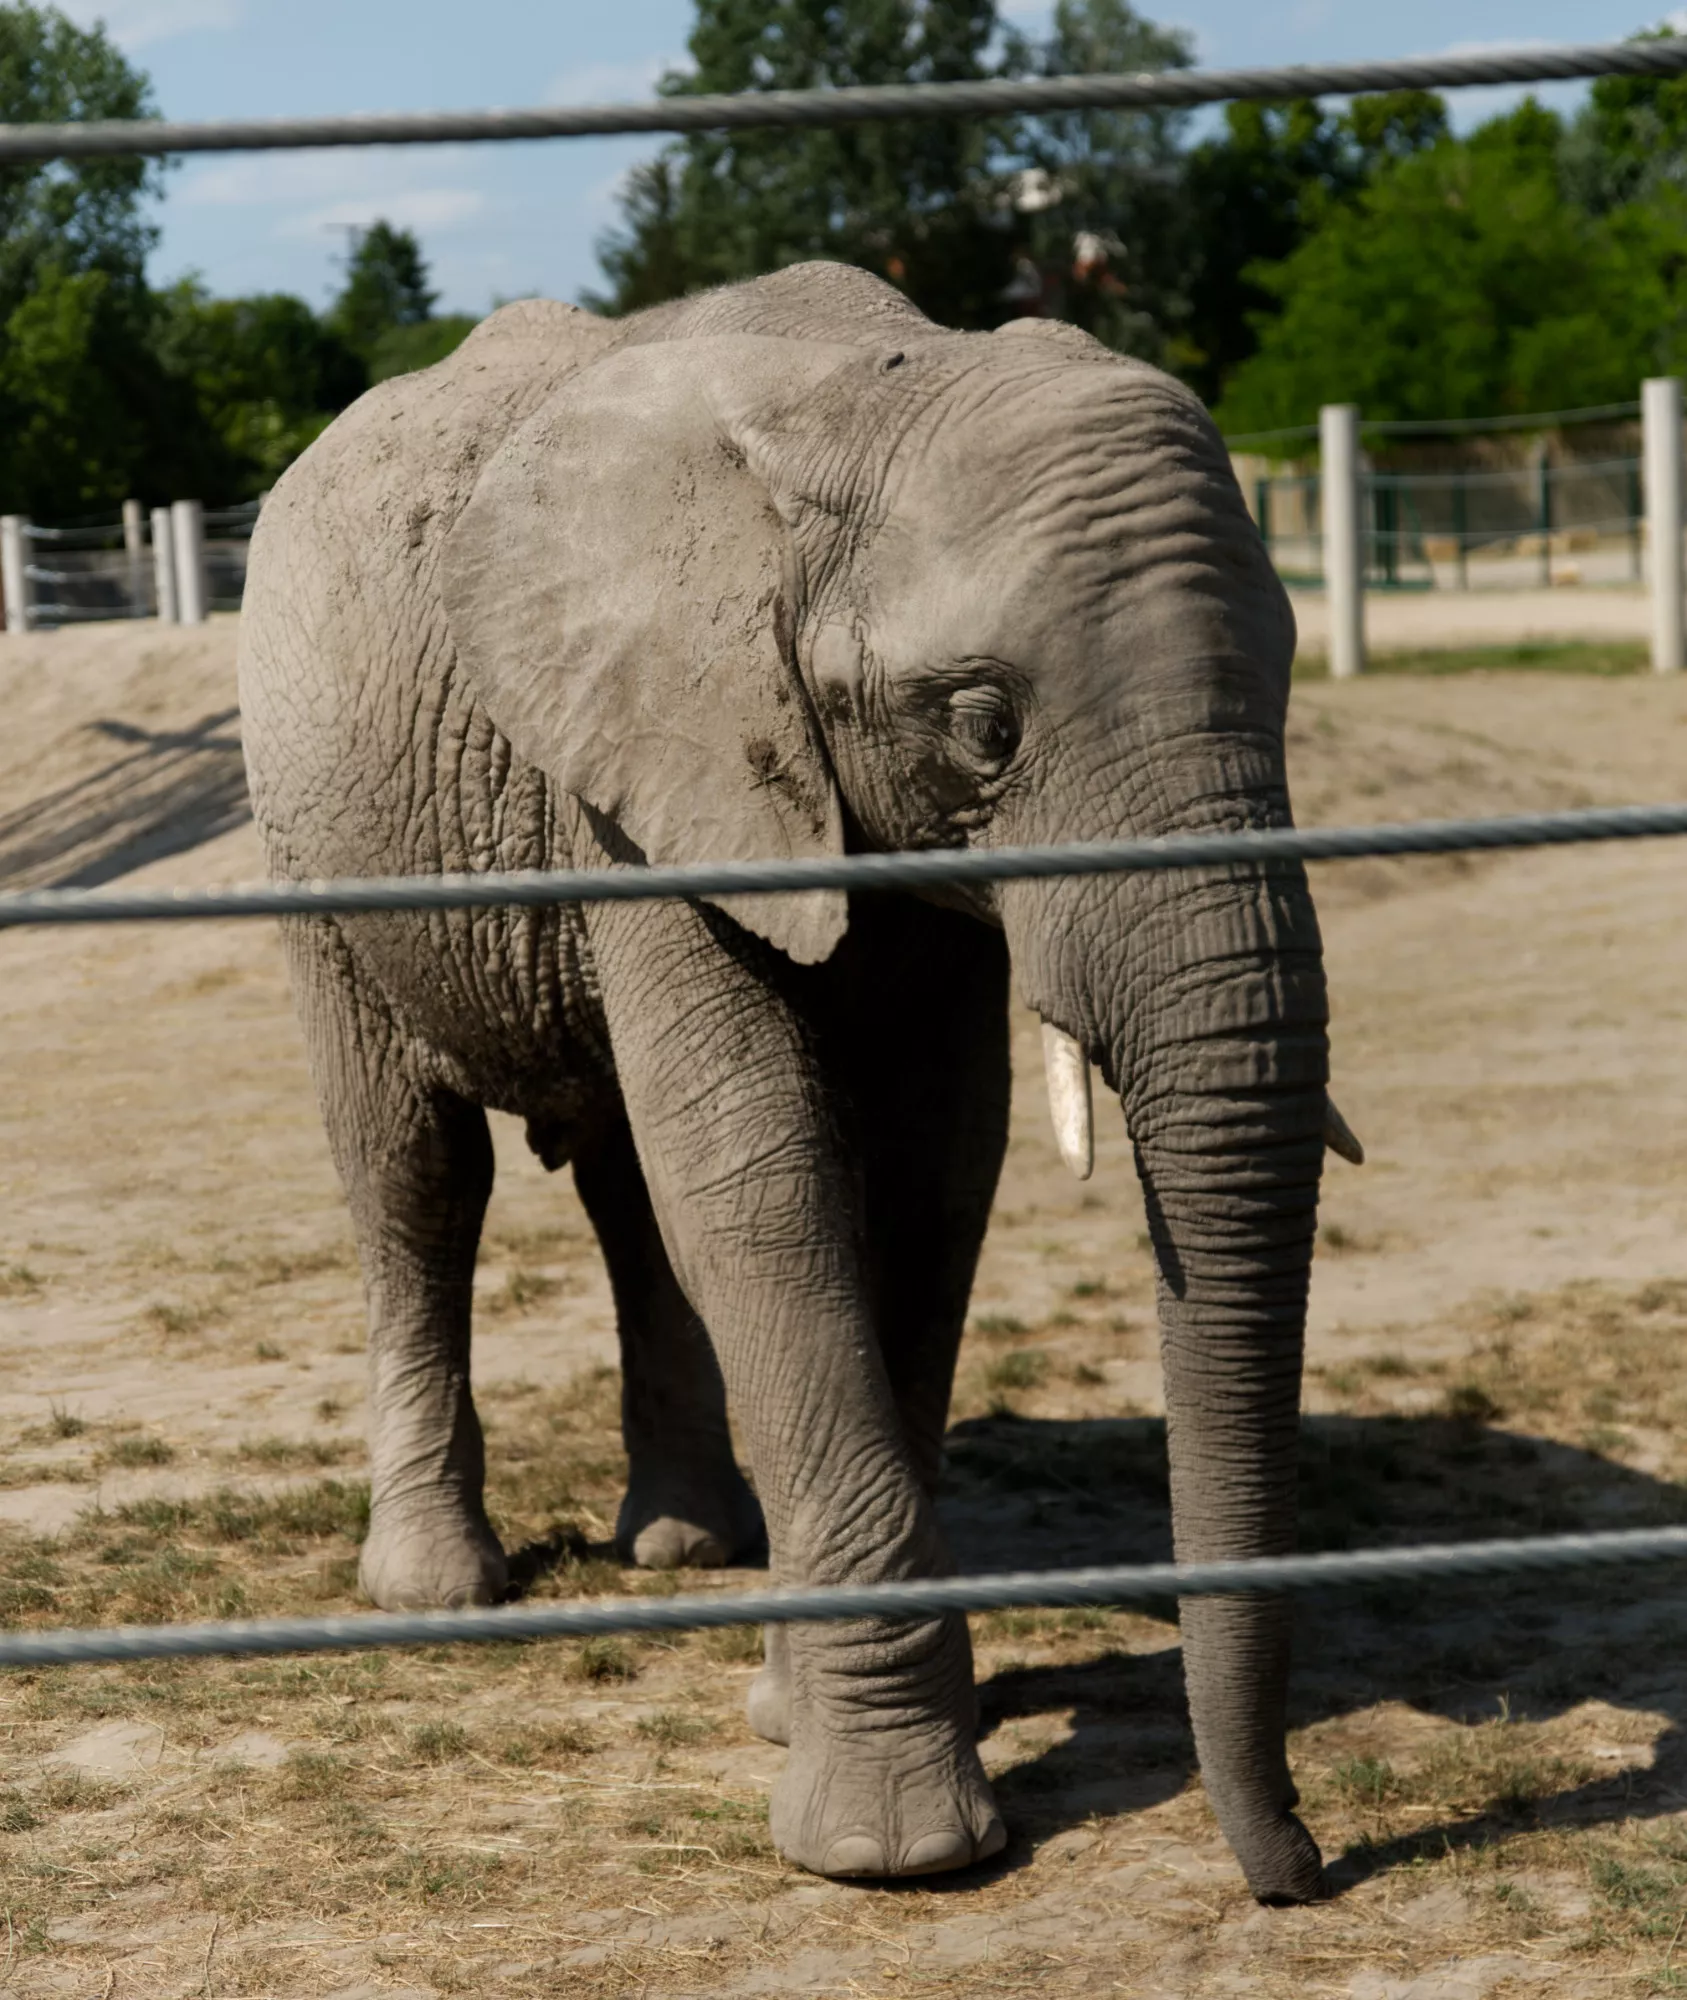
(238, 261, 1332, 1899)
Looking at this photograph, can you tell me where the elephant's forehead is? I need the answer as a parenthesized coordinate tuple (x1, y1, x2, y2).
(865, 371, 1286, 674)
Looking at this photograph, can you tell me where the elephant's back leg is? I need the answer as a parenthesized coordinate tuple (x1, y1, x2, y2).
(283, 913, 506, 1610)
(570, 1109, 763, 1572)
(845, 899, 1012, 1487)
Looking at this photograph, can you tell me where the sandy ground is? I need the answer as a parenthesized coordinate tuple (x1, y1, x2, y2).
(1289, 584, 1655, 655)
(0, 615, 1685, 1996)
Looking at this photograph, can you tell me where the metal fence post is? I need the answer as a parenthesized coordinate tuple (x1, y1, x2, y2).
(1644, 378, 1685, 674)
(171, 499, 207, 626)
(1321, 403, 1364, 680)
(122, 499, 147, 616)
(1453, 475, 1469, 589)
(1, 515, 33, 633)
(151, 507, 178, 625)
(1535, 443, 1553, 588)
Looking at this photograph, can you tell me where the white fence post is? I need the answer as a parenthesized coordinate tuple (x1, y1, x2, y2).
(152, 506, 179, 625)
(1643, 377, 1684, 676)
(1, 515, 33, 634)
(1321, 403, 1364, 681)
(171, 499, 207, 626)
(122, 498, 147, 617)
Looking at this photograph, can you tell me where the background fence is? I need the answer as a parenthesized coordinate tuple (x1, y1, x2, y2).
(1249, 452, 1647, 592)
(1238, 382, 1687, 679)
(0, 494, 259, 632)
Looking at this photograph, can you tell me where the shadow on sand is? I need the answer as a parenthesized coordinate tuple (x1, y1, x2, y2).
(0, 710, 250, 891)
(920, 1409, 1687, 1895)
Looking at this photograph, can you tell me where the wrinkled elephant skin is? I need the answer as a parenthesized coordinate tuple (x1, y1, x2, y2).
(239, 266, 1329, 1897)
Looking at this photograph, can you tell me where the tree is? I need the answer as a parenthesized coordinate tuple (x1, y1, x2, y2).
(589, 0, 1019, 329)
(152, 282, 367, 493)
(1000, 0, 1194, 362)
(328, 222, 436, 355)
(0, 4, 178, 511)
(326, 220, 476, 383)
(0, 3, 162, 313)
(1211, 104, 1687, 435)
(1179, 90, 1447, 403)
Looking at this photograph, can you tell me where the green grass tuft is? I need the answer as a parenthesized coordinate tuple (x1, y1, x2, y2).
(1296, 640, 1648, 682)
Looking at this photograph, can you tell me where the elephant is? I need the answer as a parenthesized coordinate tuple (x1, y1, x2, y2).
(238, 260, 1337, 1899)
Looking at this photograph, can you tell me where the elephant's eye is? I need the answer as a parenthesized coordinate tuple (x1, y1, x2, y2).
(949, 688, 1020, 766)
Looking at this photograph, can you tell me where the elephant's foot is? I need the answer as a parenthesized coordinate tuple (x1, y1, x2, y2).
(359, 1502, 508, 1610)
(615, 1458, 764, 1572)
(771, 1719, 1005, 1879)
(747, 1624, 791, 1745)
(768, 1614, 1005, 1880)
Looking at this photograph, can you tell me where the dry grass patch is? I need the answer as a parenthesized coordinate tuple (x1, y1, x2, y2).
(8, 1252, 1687, 1991)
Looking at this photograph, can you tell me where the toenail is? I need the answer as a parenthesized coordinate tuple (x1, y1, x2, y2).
(899, 1829, 974, 1874)
(821, 1834, 889, 1877)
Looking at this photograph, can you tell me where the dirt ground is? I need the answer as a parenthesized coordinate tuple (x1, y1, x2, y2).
(1, 617, 1685, 1998)
(1289, 583, 1655, 656)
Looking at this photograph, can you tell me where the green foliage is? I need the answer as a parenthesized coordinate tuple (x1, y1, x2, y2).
(1214, 100, 1687, 435)
(368, 313, 479, 384)
(328, 220, 438, 360)
(590, 0, 1019, 327)
(152, 281, 366, 489)
(0, 4, 177, 512)
(0, 4, 476, 512)
(1566, 23, 1687, 211)
(0, 2, 162, 314)
(1179, 91, 1448, 401)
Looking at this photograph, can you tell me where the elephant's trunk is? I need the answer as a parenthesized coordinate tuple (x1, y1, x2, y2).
(1001, 782, 1329, 1905)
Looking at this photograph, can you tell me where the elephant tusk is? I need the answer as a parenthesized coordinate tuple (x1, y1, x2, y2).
(1040, 1022, 1094, 1182)
(1324, 1094, 1365, 1166)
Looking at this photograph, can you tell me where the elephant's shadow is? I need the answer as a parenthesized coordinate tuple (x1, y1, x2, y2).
(931, 1410, 1687, 1891)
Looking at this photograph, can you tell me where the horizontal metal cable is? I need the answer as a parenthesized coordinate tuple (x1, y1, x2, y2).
(6, 1527, 1687, 1668)
(1, 804, 1683, 931)
(0, 39, 1681, 160)
(24, 525, 124, 547)
(1369, 402, 1643, 438)
(1227, 403, 1646, 448)
(1373, 460, 1639, 490)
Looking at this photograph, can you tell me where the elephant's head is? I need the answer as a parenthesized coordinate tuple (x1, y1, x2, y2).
(441, 308, 1331, 1901)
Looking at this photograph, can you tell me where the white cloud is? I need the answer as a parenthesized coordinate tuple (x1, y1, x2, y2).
(179, 145, 483, 214)
(1436, 37, 1559, 55)
(282, 188, 486, 240)
(59, 0, 241, 50)
(178, 152, 378, 208)
(546, 56, 676, 106)
(175, 147, 486, 258)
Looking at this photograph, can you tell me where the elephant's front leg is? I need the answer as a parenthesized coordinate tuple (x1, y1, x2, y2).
(588, 896, 1005, 1880)
(285, 919, 506, 1610)
(750, 899, 1012, 1748)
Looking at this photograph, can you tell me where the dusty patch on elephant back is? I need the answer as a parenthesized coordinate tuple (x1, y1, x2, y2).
(3, 625, 1687, 1991)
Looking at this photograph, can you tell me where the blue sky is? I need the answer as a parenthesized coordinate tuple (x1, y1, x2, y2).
(58, 1, 1687, 314)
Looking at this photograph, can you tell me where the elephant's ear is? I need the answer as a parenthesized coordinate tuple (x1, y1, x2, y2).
(440, 336, 854, 964)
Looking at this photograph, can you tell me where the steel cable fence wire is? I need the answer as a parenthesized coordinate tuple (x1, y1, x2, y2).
(0, 804, 1684, 930)
(6, 1528, 1687, 1669)
(0, 38, 1682, 160)
(1227, 402, 1647, 447)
